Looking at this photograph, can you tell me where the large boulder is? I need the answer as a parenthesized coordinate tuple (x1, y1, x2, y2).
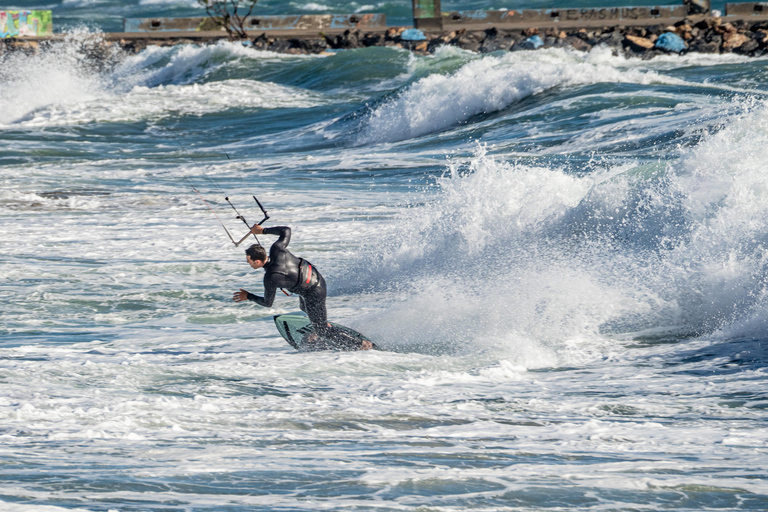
(624, 34, 655, 52)
(722, 32, 750, 50)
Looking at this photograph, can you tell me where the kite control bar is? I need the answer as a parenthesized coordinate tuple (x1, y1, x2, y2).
(226, 195, 270, 247)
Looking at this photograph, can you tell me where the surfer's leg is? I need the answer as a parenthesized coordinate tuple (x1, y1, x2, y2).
(302, 276, 328, 327)
(301, 276, 371, 351)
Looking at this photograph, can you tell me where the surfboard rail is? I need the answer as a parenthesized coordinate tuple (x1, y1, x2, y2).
(273, 314, 376, 352)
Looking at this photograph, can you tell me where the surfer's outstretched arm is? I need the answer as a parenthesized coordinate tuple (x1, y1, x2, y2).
(245, 274, 277, 307)
(251, 225, 291, 249)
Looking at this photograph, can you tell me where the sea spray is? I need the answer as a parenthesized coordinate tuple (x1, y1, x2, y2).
(0, 30, 123, 125)
(353, 100, 768, 358)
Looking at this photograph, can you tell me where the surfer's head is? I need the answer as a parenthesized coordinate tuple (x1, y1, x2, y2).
(245, 243, 267, 269)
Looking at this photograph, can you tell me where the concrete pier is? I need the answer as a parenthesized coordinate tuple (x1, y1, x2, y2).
(4, 2, 768, 59)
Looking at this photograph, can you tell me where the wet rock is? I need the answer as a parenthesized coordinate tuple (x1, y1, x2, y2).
(755, 29, 768, 44)
(685, 0, 710, 14)
(479, 36, 514, 52)
(427, 37, 444, 52)
(267, 39, 293, 53)
(362, 33, 383, 46)
(688, 39, 720, 53)
(706, 33, 723, 46)
(385, 27, 404, 40)
(716, 22, 737, 35)
(328, 30, 360, 49)
(563, 36, 592, 52)
(252, 33, 271, 50)
(624, 34, 655, 52)
(453, 31, 484, 52)
(722, 32, 750, 51)
(735, 39, 760, 54)
(289, 38, 327, 53)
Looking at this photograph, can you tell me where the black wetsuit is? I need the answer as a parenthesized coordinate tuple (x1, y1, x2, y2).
(246, 226, 362, 351)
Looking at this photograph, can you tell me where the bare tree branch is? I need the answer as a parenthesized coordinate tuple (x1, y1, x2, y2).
(198, 0, 258, 39)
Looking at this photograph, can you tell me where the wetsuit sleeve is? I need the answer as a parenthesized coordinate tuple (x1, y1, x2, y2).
(262, 226, 291, 249)
(247, 275, 277, 307)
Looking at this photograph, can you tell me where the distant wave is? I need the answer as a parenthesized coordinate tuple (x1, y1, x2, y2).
(353, 47, 752, 144)
(0, 35, 320, 127)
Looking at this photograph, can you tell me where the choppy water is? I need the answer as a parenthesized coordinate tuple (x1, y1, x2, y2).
(2, 1, 768, 510)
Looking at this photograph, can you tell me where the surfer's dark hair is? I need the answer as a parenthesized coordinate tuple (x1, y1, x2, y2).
(246, 244, 267, 262)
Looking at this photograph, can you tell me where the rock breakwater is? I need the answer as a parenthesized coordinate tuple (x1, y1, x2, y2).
(3, 16, 768, 59)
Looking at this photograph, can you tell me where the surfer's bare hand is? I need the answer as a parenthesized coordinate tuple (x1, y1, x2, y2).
(250, 224, 264, 235)
(233, 289, 249, 302)
(361, 340, 373, 350)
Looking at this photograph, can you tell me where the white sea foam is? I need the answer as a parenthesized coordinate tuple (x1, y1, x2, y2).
(3, 27, 768, 511)
(353, 97, 768, 360)
(0, 30, 114, 126)
(0, 37, 318, 127)
(18, 79, 326, 126)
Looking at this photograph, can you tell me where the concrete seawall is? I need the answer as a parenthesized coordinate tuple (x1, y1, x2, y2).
(4, 6, 768, 59)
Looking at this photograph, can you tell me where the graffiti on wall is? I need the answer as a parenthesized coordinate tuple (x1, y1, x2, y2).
(0, 11, 53, 38)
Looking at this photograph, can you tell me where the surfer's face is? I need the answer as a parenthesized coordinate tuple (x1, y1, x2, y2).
(246, 255, 266, 270)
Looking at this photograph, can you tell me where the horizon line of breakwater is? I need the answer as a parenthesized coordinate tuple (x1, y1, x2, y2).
(3, 3, 768, 60)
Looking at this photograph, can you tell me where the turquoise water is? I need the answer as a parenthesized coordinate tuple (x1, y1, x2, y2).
(1, 1, 768, 511)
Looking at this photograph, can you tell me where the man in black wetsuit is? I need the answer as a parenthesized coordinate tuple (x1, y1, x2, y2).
(233, 224, 373, 351)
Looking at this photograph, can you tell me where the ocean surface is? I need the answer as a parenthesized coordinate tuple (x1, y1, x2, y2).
(2, 1, 768, 510)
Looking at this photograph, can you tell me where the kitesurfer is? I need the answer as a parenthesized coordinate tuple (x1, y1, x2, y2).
(233, 225, 373, 351)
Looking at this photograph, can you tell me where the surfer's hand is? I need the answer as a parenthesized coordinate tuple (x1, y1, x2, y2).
(250, 224, 264, 235)
(233, 289, 249, 302)
(361, 340, 373, 350)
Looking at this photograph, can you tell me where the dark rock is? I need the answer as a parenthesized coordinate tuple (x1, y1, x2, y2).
(645, 24, 665, 36)
(563, 36, 592, 52)
(685, 0, 709, 14)
(601, 31, 624, 45)
(288, 38, 327, 53)
(480, 36, 513, 52)
(267, 39, 293, 53)
(706, 34, 723, 46)
(362, 33, 383, 46)
(688, 39, 721, 53)
(252, 33, 271, 50)
(715, 22, 737, 35)
(453, 31, 484, 52)
(427, 37, 444, 52)
(734, 39, 760, 54)
(723, 32, 750, 51)
(328, 30, 360, 49)
(641, 49, 664, 59)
